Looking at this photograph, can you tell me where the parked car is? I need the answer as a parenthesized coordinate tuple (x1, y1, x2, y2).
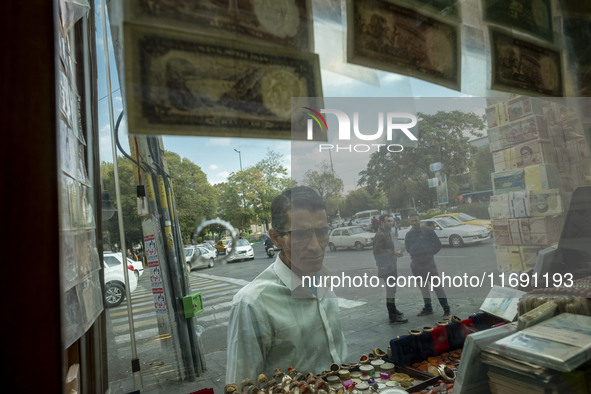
(215, 238, 232, 254)
(432, 212, 492, 232)
(104, 251, 143, 279)
(103, 253, 138, 308)
(198, 242, 218, 256)
(185, 245, 216, 271)
(328, 226, 375, 251)
(397, 216, 490, 247)
(354, 218, 373, 232)
(227, 238, 255, 262)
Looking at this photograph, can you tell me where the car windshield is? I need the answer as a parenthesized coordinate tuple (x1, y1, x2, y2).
(436, 217, 462, 227)
(456, 213, 476, 221)
(236, 239, 250, 247)
(348, 227, 366, 234)
(184, 248, 194, 257)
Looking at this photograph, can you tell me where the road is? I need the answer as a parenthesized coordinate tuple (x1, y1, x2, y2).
(105, 239, 497, 393)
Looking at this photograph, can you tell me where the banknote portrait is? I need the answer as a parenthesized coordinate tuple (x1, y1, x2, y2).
(484, 0, 553, 43)
(125, 0, 313, 51)
(347, 0, 461, 91)
(123, 23, 322, 139)
(490, 28, 563, 96)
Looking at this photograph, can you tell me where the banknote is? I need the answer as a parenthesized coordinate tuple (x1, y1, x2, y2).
(347, 0, 460, 91)
(125, 0, 313, 51)
(123, 22, 322, 139)
(490, 27, 563, 97)
(484, 0, 553, 43)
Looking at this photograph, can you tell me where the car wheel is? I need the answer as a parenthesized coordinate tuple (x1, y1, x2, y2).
(105, 282, 125, 308)
(354, 241, 364, 251)
(134, 270, 139, 280)
(208, 258, 214, 268)
(449, 235, 463, 248)
(328, 242, 336, 252)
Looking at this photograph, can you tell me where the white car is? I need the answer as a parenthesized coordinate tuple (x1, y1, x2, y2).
(105, 251, 143, 278)
(103, 253, 138, 308)
(227, 239, 255, 262)
(328, 226, 375, 251)
(397, 217, 490, 247)
(185, 245, 216, 270)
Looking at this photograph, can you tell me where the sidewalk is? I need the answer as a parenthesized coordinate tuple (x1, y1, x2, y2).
(141, 296, 485, 394)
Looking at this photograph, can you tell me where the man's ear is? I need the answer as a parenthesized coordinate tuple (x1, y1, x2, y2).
(269, 229, 285, 249)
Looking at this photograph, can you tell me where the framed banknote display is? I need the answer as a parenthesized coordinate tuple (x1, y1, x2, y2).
(483, 0, 553, 43)
(347, 0, 461, 91)
(124, 0, 313, 51)
(490, 28, 563, 97)
(123, 22, 322, 139)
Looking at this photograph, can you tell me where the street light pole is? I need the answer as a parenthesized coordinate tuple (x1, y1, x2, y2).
(234, 148, 243, 171)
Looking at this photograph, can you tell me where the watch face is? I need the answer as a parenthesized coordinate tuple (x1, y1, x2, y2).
(253, 0, 300, 38)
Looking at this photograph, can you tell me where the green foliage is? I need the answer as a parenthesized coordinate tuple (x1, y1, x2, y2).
(216, 150, 289, 232)
(473, 146, 494, 191)
(164, 151, 218, 244)
(340, 187, 388, 217)
(301, 160, 344, 217)
(101, 159, 144, 248)
(101, 151, 219, 247)
(358, 110, 485, 209)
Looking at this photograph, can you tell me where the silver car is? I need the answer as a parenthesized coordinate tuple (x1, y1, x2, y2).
(185, 245, 216, 271)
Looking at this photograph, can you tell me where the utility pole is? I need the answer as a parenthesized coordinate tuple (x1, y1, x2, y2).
(234, 148, 243, 171)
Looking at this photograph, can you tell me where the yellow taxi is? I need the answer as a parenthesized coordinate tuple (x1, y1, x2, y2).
(433, 212, 492, 232)
(215, 237, 233, 254)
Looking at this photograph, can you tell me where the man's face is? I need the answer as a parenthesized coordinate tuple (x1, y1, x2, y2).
(381, 217, 394, 230)
(409, 215, 421, 230)
(521, 149, 533, 163)
(271, 209, 329, 276)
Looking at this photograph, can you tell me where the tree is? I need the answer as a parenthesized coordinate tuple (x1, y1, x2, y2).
(340, 187, 388, 218)
(101, 159, 143, 249)
(473, 146, 494, 191)
(101, 152, 219, 247)
(358, 110, 485, 209)
(217, 150, 290, 232)
(163, 151, 218, 244)
(301, 160, 344, 217)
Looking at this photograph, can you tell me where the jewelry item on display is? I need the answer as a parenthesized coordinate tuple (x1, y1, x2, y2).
(380, 362, 395, 374)
(374, 348, 387, 357)
(224, 383, 238, 394)
(241, 379, 255, 393)
(437, 364, 456, 381)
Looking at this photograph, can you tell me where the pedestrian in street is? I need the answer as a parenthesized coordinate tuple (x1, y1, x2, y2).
(226, 186, 347, 384)
(373, 214, 407, 324)
(371, 216, 379, 232)
(404, 212, 451, 317)
(394, 214, 401, 233)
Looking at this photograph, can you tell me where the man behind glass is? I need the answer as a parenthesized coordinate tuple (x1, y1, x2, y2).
(226, 186, 347, 384)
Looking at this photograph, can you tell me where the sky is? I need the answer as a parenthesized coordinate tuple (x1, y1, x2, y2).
(95, 2, 489, 193)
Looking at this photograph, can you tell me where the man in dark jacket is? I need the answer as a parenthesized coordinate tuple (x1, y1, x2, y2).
(404, 212, 450, 317)
(373, 214, 407, 323)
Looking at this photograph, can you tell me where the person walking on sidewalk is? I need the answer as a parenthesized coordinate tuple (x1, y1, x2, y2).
(373, 214, 408, 324)
(404, 212, 451, 317)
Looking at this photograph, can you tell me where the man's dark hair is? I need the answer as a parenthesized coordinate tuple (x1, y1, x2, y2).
(378, 214, 390, 224)
(271, 186, 326, 231)
(408, 211, 420, 218)
(520, 145, 533, 155)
